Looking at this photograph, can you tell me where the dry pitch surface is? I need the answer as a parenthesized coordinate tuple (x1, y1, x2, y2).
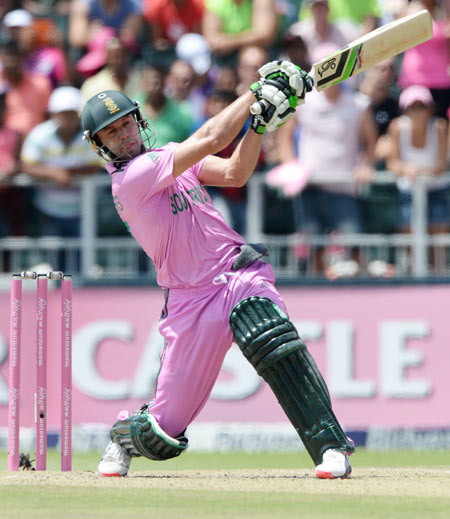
(2, 467, 450, 497)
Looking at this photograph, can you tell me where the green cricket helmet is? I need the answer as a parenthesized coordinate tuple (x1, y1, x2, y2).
(81, 90, 154, 162)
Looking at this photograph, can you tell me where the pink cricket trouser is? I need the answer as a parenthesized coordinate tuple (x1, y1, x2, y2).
(150, 260, 287, 438)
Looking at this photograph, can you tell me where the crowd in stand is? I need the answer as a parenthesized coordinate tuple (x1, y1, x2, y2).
(0, 0, 449, 278)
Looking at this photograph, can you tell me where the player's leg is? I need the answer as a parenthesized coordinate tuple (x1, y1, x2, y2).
(228, 262, 354, 478)
(100, 286, 234, 474)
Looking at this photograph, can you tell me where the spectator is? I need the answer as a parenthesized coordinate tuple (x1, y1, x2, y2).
(377, 0, 409, 24)
(165, 58, 210, 127)
(0, 86, 21, 178)
(202, 0, 278, 60)
(142, 0, 204, 49)
(0, 40, 51, 137)
(165, 59, 197, 103)
(174, 33, 214, 123)
(359, 57, 400, 273)
(1, 8, 33, 43)
(213, 63, 238, 92)
(0, 85, 25, 237)
(398, 0, 450, 119)
(299, 0, 382, 41)
(76, 25, 116, 78)
(289, 0, 348, 65)
(235, 45, 268, 96)
(18, 1, 70, 18)
(278, 29, 310, 71)
(328, 0, 381, 35)
(175, 33, 212, 78)
(20, 86, 102, 242)
(448, 105, 450, 159)
(386, 86, 448, 241)
(5, 12, 76, 87)
(359, 57, 400, 166)
(136, 63, 193, 147)
(80, 35, 141, 103)
(69, 0, 143, 53)
(276, 44, 378, 278)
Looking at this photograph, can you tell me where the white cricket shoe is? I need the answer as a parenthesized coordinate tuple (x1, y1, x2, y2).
(315, 448, 352, 479)
(98, 440, 131, 477)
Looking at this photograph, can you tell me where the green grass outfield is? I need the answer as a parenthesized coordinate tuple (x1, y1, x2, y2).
(1, 449, 450, 519)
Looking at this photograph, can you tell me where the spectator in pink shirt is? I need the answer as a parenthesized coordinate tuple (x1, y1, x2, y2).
(1, 9, 73, 87)
(0, 41, 51, 137)
(398, 0, 450, 118)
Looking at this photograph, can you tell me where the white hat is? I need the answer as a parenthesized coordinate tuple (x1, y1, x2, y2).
(175, 33, 211, 76)
(48, 86, 82, 113)
(399, 85, 434, 110)
(3, 9, 33, 28)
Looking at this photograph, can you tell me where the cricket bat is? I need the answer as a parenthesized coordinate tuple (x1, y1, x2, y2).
(250, 10, 433, 116)
(311, 9, 433, 91)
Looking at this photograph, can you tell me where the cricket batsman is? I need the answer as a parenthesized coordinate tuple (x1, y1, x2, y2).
(80, 60, 355, 479)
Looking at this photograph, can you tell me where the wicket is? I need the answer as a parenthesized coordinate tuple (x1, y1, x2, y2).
(8, 271, 73, 471)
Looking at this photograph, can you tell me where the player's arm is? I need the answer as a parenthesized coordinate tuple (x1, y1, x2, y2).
(197, 129, 263, 187)
(173, 61, 310, 181)
(172, 91, 257, 179)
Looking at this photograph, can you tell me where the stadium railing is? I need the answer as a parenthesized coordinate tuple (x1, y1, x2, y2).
(0, 170, 449, 282)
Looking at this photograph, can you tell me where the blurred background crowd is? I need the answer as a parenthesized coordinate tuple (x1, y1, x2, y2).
(0, 0, 449, 280)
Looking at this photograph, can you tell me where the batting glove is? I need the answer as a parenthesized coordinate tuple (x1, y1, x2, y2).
(250, 77, 298, 133)
(258, 60, 314, 103)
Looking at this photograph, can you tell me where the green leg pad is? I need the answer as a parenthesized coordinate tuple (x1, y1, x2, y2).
(229, 296, 354, 464)
(111, 408, 188, 461)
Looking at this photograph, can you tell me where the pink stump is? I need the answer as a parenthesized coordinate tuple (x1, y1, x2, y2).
(8, 275, 22, 471)
(35, 275, 48, 471)
(61, 276, 72, 471)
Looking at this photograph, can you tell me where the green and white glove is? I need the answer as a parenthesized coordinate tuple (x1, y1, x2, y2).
(250, 77, 298, 133)
(249, 61, 314, 134)
(258, 60, 314, 103)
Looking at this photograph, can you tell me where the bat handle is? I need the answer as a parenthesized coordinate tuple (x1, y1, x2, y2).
(250, 100, 269, 115)
(308, 68, 316, 90)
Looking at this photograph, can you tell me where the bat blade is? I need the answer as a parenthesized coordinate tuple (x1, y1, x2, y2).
(311, 9, 433, 91)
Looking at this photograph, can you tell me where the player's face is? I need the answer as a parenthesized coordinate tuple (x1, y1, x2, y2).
(97, 114, 143, 160)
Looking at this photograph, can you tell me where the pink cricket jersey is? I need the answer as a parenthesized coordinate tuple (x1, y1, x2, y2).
(106, 143, 245, 289)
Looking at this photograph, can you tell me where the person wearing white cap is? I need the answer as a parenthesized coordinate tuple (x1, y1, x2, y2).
(2, 9, 33, 34)
(20, 86, 102, 254)
(386, 85, 449, 251)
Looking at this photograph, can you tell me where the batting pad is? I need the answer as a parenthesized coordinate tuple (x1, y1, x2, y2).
(111, 408, 188, 461)
(229, 296, 354, 464)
